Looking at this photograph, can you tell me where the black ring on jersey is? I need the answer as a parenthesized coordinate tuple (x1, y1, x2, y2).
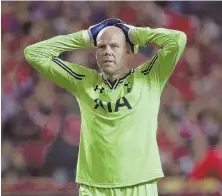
(52, 58, 85, 80)
(142, 53, 159, 75)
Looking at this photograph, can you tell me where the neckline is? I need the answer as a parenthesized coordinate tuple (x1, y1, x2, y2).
(102, 69, 134, 90)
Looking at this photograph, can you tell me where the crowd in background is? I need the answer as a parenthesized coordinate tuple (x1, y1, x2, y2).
(2, 1, 222, 187)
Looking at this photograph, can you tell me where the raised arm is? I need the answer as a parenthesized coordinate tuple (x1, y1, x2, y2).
(134, 27, 187, 89)
(24, 30, 94, 96)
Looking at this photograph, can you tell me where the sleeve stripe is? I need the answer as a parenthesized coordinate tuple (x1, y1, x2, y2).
(52, 58, 85, 80)
(142, 53, 159, 75)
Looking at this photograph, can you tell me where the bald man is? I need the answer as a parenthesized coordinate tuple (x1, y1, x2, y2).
(96, 26, 131, 80)
(25, 19, 187, 195)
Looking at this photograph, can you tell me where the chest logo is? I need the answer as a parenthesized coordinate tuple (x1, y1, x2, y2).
(94, 85, 104, 93)
(94, 96, 132, 113)
(124, 82, 132, 93)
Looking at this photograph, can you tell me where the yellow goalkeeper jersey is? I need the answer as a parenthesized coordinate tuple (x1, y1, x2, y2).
(24, 27, 187, 188)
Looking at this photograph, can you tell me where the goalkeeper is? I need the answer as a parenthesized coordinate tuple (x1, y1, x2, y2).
(24, 18, 187, 195)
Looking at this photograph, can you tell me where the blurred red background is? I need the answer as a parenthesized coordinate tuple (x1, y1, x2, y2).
(1, 1, 222, 195)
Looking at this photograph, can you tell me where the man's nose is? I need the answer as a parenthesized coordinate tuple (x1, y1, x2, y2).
(104, 46, 112, 55)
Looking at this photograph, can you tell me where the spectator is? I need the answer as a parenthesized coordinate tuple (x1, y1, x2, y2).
(42, 115, 80, 183)
(189, 132, 222, 181)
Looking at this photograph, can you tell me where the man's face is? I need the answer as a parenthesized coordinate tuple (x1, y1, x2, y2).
(96, 27, 129, 75)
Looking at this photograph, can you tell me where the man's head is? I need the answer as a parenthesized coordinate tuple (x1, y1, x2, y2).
(96, 26, 131, 75)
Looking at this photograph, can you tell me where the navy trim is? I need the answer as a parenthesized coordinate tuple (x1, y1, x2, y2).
(142, 53, 158, 75)
(102, 69, 134, 90)
(102, 78, 112, 88)
(119, 69, 134, 83)
(52, 58, 85, 80)
(112, 79, 120, 90)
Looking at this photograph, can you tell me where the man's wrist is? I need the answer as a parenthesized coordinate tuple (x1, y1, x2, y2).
(128, 27, 135, 44)
(82, 30, 91, 44)
(124, 24, 136, 44)
(132, 27, 151, 47)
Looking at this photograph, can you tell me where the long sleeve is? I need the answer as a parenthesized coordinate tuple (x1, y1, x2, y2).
(133, 27, 187, 90)
(24, 30, 97, 96)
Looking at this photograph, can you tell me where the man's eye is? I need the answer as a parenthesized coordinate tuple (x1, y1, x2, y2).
(98, 45, 105, 49)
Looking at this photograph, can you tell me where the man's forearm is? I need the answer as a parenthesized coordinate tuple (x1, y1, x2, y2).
(132, 27, 187, 63)
(132, 27, 186, 48)
(24, 30, 91, 63)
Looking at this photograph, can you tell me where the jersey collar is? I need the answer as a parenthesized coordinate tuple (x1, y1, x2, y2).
(102, 69, 134, 90)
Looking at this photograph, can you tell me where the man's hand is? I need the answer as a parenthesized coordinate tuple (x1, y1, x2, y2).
(88, 18, 123, 46)
(114, 23, 138, 54)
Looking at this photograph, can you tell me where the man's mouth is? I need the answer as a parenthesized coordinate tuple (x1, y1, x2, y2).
(103, 60, 113, 63)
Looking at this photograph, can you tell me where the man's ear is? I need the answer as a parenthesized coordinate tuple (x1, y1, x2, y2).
(126, 42, 131, 54)
(95, 50, 98, 60)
